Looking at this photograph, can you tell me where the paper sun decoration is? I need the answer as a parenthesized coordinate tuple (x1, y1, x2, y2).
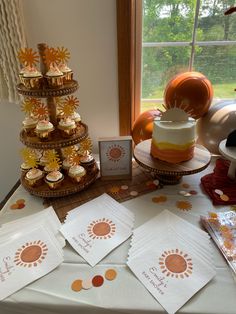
(18, 48, 39, 67)
(79, 137, 92, 155)
(21, 98, 41, 116)
(62, 146, 78, 158)
(68, 152, 81, 166)
(58, 96, 80, 118)
(44, 150, 61, 170)
(21, 148, 39, 168)
(33, 102, 49, 120)
(57, 47, 70, 64)
(43, 47, 60, 67)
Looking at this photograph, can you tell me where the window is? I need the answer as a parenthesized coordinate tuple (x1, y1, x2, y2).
(142, 0, 236, 112)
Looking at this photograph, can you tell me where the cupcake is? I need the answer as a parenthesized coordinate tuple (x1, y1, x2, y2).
(35, 120, 54, 140)
(59, 63, 73, 82)
(62, 158, 73, 174)
(45, 64, 64, 88)
(44, 164, 60, 174)
(45, 170, 64, 190)
(20, 162, 32, 175)
(22, 66, 43, 89)
(19, 65, 31, 84)
(68, 165, 86, 183)
(79, 154, 95, 168)
(71, 111, 81, 127)
(58, 117, 76, 138)
(22, 116, 38, 136)
(25, 168, 44, 187)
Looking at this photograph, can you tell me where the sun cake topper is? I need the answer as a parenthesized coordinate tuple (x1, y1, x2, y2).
(43, 46, 60, 67)
(44, 150, 61, 169)
(160, 108, 189, 122)
(62, 146, 78, 158)
(68, 152, 81, 166)
(18, 48, 39, 67)
(79, 137, 93, 155)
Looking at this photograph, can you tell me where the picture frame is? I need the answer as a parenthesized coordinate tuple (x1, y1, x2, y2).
(98, 136, 133, 180)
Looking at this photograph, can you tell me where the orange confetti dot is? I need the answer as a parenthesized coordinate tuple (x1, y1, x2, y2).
(92, 275, 104, 287)
(17, 203, 25, 209)
(10, 204, 18, 209)
(16, 199, 25, 205)
(182, 183, 190, 189)
(152, 195, 167, 203)
(220, 194, 229, 202)
(105, 269, 117, 281)
(71, 279, 83, 292)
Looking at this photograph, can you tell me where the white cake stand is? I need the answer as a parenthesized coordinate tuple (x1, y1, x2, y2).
(219, 139, 236, 180)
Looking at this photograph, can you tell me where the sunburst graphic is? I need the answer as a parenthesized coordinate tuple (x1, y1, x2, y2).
(57, 46, 70, 63)
(68, 153, 81, 166)
(43, 47, 60, 67)
(87, 218, 116, 239)
(21, 97, 41, 115)
(159, 249, 193, 279)
(106, 144, 125, 162)
(18, 48, 39, 66)
(176, 200, 192, 211)
(14, 240, 48, 267)
(33, 102, 49, 120)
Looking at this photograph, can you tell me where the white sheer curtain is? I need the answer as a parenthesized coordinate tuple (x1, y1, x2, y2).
(0, 0, 27, 102)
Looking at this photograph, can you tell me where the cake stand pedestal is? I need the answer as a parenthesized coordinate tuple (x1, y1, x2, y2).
(133, 139, 211, 184)
(219, 139, 236, 180)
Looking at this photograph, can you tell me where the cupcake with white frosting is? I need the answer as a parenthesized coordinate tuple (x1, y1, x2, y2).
(45, 170, 64, 190)
(68, 165, 86, 183)
(71, 111, 81, 127)
(25, 168, 44, 187)
(22, 66, 43, 89)
(45, 64, 64, 87)
(22, 116, 38, 136)
(58, 117, 76, 138)
(35, 120, 54, 140)
(62, 158, 73, 174)
(59, 63, 73, 82)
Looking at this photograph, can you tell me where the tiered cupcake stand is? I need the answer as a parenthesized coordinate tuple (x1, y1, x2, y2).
(17, 43, 99, 197)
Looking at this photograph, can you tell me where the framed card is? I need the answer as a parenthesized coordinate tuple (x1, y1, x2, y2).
(98, 136, 132, 180)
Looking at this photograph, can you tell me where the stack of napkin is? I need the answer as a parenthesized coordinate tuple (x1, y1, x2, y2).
(127, 210, 216, 314)
(0, 207, 64, 300)
(61, 193, 134, 266)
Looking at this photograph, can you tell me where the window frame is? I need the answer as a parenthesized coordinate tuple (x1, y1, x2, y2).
(116, 0, 142, 136)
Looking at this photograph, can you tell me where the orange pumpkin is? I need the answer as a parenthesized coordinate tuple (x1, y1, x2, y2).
(164, 71, 213, 119)
(132, 109, 162, 145)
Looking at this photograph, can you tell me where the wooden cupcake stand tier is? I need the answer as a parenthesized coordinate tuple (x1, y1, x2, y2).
(133, 139, 211, 184)
(17, 43, 99, 198)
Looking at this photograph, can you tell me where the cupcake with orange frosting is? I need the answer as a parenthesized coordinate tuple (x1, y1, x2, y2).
(25, 168, 44, 187)
(45, 64, 64, 88)
(35, 120, 54, 140)
(45, 170, 64, 190)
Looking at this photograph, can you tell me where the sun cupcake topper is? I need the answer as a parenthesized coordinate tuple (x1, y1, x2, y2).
(62, 146, 78, 158)
(18, 48, 39, 67)
(21, 148, 39, 168)
(57, 96, 79, 118)
(79, 137, 92, 155)
(44, 150, 61, 169)
(33, 101, 49, 120)
(57, 46, 70, 64)
(43, 46, 60, 67)
(68, 152, 81, 166)
(21, 98, 41, 116)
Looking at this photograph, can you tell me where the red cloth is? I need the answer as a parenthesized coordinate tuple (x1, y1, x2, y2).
(201, 158, 236, 205)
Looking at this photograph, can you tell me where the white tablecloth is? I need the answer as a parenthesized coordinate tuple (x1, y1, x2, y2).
(0, 160, 236, 314)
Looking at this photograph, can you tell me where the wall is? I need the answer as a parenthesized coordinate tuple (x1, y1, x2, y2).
(0, 0, 119, 201)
